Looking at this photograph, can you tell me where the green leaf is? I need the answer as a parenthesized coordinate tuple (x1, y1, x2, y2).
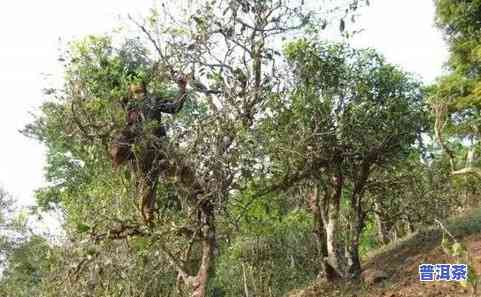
(76, 223, 90, 233)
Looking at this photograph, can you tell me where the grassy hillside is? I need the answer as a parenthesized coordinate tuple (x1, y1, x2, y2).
(289, 208, 481, 297)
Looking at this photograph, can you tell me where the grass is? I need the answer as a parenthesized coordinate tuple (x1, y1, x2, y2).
(366, 208, 481, 262)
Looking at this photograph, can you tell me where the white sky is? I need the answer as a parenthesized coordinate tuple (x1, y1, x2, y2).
(0, 0, 448, 214)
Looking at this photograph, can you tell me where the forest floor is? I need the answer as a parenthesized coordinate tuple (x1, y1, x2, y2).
(288, 208, 481, 297)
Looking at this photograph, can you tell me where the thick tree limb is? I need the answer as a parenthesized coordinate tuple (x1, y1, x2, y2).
(451, 167, 481, 178)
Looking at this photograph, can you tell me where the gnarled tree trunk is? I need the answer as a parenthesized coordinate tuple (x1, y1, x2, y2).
(347, 162, 370, 280)
(374, 200, 389, 245)
(348, 204, 363, 279)
(324, 175, 347, 279)
(177, 201, 216, 297)
(308, 186, 339, 281)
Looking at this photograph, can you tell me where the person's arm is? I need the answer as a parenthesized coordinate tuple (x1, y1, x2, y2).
(157, 76, 188, 114)
(156, 94, 187, 114)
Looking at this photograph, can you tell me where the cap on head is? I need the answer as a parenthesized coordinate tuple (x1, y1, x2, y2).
(128, 83, 145, 99)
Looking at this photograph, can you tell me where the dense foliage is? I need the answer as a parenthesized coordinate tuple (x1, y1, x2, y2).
(432, 0, 481, 177)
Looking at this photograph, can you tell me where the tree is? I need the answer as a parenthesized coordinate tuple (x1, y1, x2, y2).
(0, 188, 15, 256)
(365, 148, 461, 245)
(24, 1, 368, 295)
(432, 0, 481, 178)
(0, 187, 31, 268)
(0, 187, 53, 297)
(0, 236, 52, 297)
(260, 39, 426, 280)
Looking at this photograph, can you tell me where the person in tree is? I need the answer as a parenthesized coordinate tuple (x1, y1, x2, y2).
(110, 75, 188, 224)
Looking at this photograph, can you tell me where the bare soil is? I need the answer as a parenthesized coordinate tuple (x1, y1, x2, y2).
(289, 210, 481, 297)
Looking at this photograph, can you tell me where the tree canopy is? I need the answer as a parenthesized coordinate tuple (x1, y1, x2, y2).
(2, 1, 480, 297)
(432, 0, 481, 178)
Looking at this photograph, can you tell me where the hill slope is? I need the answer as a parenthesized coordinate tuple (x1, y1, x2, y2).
(289, 209, 481, 297)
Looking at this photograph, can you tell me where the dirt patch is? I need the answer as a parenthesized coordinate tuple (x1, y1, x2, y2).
(288, 214, 481, 297)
